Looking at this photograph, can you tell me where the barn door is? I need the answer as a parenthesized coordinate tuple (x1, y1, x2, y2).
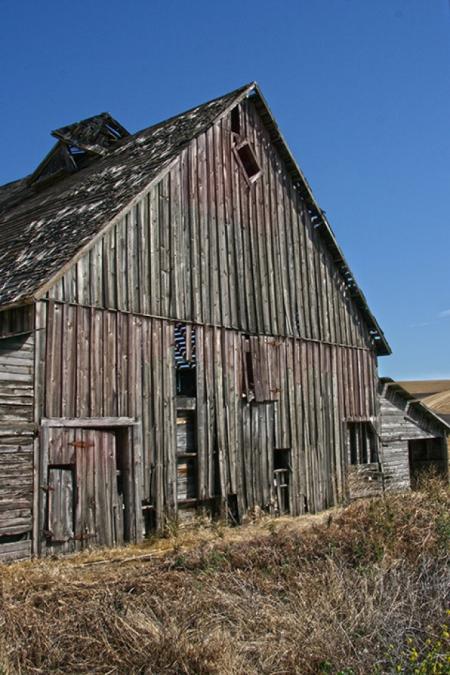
(45, 428, 126, 551)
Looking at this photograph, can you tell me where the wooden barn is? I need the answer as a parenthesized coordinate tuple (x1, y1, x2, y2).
(0, 82, 392, 561)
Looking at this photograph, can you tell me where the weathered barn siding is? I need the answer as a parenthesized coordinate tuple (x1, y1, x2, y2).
(46, 97, 375, 353)
(0, 318, 34, 561)
(34, 299, 377, 544)
(33, 96, 383, 550)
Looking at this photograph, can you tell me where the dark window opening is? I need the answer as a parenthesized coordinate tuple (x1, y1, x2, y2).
(273, 448, 291, 515)
(274, 448, 291, 471)
(349, 424, 357, 465)
(348, 422, 378, 465)
(242, 335, 255, 400)
(176, 369, 196, 397)
(0, 532, 30, 544)
(231, 106, 241, 135)
(235, 141, 261, 183)
(227, 494, 239, 525)
(67, 145, 90, 170)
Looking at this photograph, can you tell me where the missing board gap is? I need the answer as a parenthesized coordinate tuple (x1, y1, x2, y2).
(234, 141, 261, 185)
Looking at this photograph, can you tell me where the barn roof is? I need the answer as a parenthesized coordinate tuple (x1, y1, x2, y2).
(398, 380, 450, 426)
(380, 377, 450, 433)
(0, 82, 390, 355)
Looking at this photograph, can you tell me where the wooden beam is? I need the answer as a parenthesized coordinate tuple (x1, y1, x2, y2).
(41, 417, 137, 428)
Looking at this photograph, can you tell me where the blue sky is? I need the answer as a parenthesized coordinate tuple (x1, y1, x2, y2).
(0, 0, 449, 379)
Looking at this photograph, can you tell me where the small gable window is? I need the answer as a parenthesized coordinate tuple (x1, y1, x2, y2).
(234, 141, 261, 185)
(231, 106, 241, 135)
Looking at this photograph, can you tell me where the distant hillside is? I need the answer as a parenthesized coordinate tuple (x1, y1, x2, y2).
(0, 479, 449, 674)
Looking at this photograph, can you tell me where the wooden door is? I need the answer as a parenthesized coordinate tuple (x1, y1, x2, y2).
(46, 428, 124, 551)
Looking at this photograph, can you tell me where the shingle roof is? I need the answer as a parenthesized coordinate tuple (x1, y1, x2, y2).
(0, 83, 252, 308)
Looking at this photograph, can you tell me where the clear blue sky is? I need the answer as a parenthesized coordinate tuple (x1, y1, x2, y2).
(0, 0, 449, 379)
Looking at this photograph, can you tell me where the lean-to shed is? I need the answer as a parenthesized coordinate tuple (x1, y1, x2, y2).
(379, 378, 449, 492)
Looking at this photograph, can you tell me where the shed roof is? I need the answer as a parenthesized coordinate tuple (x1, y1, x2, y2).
(398, 380, 450, 399)
(398, 380, 450, 426)
(380, 378, 450, 434)
(421, 390, 450, 416)
(0, 83, 390, 355)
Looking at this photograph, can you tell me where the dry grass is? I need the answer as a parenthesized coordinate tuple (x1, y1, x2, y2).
(0, 478, 449, 674)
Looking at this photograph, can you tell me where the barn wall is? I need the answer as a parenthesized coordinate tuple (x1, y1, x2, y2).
(0, 328, 34, 561)
(47, 98, 376, 352)
(35, 300, 377, 535)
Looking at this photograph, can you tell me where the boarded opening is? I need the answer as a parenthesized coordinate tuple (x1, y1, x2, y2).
(176, 411, 197, 502)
